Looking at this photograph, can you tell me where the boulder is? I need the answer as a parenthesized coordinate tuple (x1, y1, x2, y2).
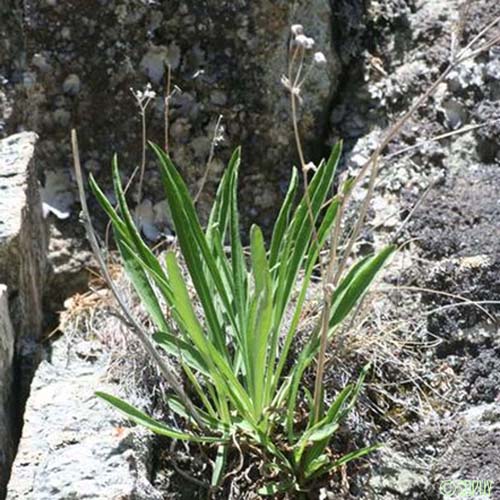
(0, 131, 46, 348)
(0, 284, 14, 494)
(6, 337, 162, 500)
(0, 131, 47, 496)
(6, 0, 340, 229)
(434, 404, 500, 499)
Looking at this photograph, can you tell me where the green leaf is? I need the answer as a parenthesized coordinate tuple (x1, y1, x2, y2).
(258, 480, 296, 496)
(308, 444, 382, 481)
(306, 422, 340, 442)
(111, 157, 169, 287)
(330, 245, 395, 329)
(153, 330, 209, 375)
(165, 394, 228, 433)
(271, 144, 342, 374)
(165, 251, 208, 356)
(88, 173, 127, 236)
(115, 232, 169, 333)
(270, 197, 340, 397)
(206, 148, 240, 243)
(304, 454, 330, 477)
(212, 444, 229, 486)
(247, 224, 274, 415)
(95, 391, 222, 443)
(152, 143, 242, 353)
(323, 384, 354, 424)
(165, 251, 246, 415)
(228, 149, 247, 332)
(269, 167, 299, 271)
(293, 420, 339, 466)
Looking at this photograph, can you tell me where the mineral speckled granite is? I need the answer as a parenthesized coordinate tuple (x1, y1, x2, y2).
(0, 131, 47, 498)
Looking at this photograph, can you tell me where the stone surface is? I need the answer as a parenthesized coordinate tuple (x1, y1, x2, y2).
(7, 338, 162, 500)
(434, 404, 500, 499)
(0, 285, 15, 496)
(0, 132, 46, 344)
(43, 222, 93, 316)
(368, 447, 432, 499)
(0, 1, 24, 137)
(0, 131, 47, 497)
(4, 0, 340, 232)
(1, 0, 499, 498)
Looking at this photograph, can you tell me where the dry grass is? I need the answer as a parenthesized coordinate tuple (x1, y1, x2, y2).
(55, 255, 170, 402)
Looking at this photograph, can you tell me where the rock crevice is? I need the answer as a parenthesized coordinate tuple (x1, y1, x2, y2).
(0, 132, 47, 498)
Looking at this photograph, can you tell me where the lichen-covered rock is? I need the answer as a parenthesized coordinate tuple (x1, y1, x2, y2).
(5, 0, 340, 231)
(434, 404, 500, 499)
(0, 284, 15, 497)
(368, 447, 432, 499)
(6, 338, 162, 500)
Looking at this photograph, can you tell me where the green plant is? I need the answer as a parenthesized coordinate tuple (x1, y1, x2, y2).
(86, 140, 394, 495)
(69, 15, 500, 496)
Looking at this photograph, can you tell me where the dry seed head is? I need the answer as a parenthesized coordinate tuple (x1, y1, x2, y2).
(294, 34, 315, 50)
(304, 161, 318, 172)
(131, 83, 157, 106)
(314, 51, 327, 65)
(291, 24, 304, 36)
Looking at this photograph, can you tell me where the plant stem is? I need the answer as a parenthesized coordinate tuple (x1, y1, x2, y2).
(165, 63, 171, 153)
(288, 44, 325, 279)
(137, 108, 147, 204)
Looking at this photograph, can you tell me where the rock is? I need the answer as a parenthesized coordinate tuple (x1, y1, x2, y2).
(434, 404, 500, 499)
(0, 132, 47, 345)
(140, 45, 170, 84)
(368, 447, 432, 499)
(473, 100, 500, 163)
(62, 73, 81, 95)
(0, 131, 47, 495)
(43, 222, 93, 315)
(3, 0, 340, 230)
(41, 169, 75, 219)
(0, 284, 15, 495)
(6, 338, 163, 500)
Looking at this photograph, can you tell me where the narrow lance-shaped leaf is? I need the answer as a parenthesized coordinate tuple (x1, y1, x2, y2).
(111, 156, 169, 286)
(330, 245, 395, 329)
(269, 167, 299, 272)
(115, 231, 169, 333)
(274, 143, 341, 331)
(95, 392, 223, 443)
(228, 150, 247, 333)
(270, 196, 340, 393)
(206, 148, 240, 244)
(152, 144, 231, 354)
(166, 251, 255, 421)
(248, 225, 274, 415)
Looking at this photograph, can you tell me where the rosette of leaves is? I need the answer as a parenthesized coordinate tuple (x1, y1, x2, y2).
(89, 143, 394, 495)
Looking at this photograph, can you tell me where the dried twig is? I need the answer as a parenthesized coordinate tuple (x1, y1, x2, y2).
(194, 114, 224, 204)
(165, 63, 172, 153)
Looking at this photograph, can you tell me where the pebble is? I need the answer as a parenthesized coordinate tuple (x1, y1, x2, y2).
(62, 74, 81, 95)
